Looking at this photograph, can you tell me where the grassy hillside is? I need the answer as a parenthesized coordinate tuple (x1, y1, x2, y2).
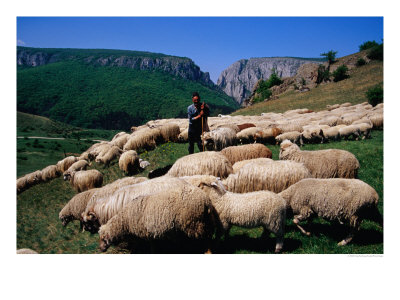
(17, 130, 383, 254)
(233, 60, 383, 115)
(17, 48, 239, 131)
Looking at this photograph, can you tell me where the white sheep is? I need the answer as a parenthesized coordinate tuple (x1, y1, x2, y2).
(339, 125, 361, 140)
(95, 145, 122, 166)
(98, 182, 218, 253)
(275, 131, 304, 145)
(224, 158, 311, 193)
(220, 143, 272, 165)
(41, 165, 60, 182)
(202, 127, 237, 151)
(118, 150, 140, 175)
(279, 178, 381, 246)
(279, 140, 360, 178)
(67, 169, 103, 193)
(63, 160, 89, 180)
(56, 156, 78, 173)
(82, 176, 189, 233)
(167, 151, 233, 179)
(182, 175, 287, 253)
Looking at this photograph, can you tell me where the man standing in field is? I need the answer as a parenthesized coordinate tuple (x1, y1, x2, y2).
(187, 92, 210, 154)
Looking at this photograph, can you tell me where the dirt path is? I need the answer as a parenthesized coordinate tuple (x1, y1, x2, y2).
(17, 136, 106, 142)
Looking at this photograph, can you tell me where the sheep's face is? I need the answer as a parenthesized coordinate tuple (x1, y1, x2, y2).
(82, 212, 101, 234)
(279, 140, 296, 157)
(59, 215, 73, 227)
(63, 173, 71, 181)
(99, 232, 111, 252)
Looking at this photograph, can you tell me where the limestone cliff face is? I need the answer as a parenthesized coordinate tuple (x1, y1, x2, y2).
(17, 47, 213, 86)
(217, 57, 322, 105)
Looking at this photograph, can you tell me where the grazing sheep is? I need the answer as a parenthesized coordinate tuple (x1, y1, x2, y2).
(110, 132, 130, 149)
(182, 175, 286, 253)
(123, 127, 160, 152)
(82, 176, 188, 233)
(279, 178, 381, 246)
(79, 151, 95, 162)
(59, 188, 100, 227)
(224, 158, 311, 193)
(321, 127, 341, 142)
(354, 122, 373, 139)
(339, 125, 361, 140)
(279, 140, 360, 178)
(25, 170, 43, 186)
(215, 123, 240, 133)
(231, 158, 272, 173)
(95, 145, 122, 166)
(88, 142, 111, 160)
(17, 176, 29, 194)
(119, 150, 140, 175)
(98, 183, 217, 253)
(167, 151, 233, 179)
(236, 127, 263, 144)
(177, 128, 189, 143)
(17, 248, 38, 254)
(41, 165, 61, 182)
(327, 104, 340, 111)
(63, 160, 89, 180)
(237, 123, 256, 132)
(202, 127, 237, 151)
(220, 143, 272, 165)
(254, 127, 283, 144)
(319, 115, 339, 127)
(57, 156, 78, 173)
(275, 131, 304, 145)
(158, 123, 181, 143)
(368, 113, 383, 129)
(68, 169, 103, 193)
(301, 125, 327, 144)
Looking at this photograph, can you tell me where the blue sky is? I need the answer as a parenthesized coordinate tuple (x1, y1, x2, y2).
(17, 17, 383, 83)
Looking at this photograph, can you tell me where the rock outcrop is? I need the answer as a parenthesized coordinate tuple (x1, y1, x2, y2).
(217, 57, 323, 105)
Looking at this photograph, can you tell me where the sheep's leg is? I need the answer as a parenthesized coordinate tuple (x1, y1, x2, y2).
(274, 235, 284, 253)
(338, 217, 360, 246)
(293, 215, 311, 236)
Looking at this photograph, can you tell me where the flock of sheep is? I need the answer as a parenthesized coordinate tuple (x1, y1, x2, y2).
(17, 101, 383, 254)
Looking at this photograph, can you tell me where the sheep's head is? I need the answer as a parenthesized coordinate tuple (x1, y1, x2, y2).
(59, 214, 74, 227)
(63, 172, 71, 181)
(201, 132, 214, 151)
(198, 177, 227, 201)
(81, 211, 101, 234)
(279, 139, 298, 157)
(99, 228, 111, 252)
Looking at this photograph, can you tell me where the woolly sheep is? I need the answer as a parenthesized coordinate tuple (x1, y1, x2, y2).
(98, 182, 217, 253)
(202, 127, 237, 151)
(110, 132, 130, 149)
(59, 188, 100, 227)
(139, 159, 150, 169)
(220, 143, 272, 165)
(236, 127, 263, 144)
(25, 170, 43, 186)
(231, 158, 272, 173)
(301, 125, 328, 144)
(354, 122, 373, 139)
(338, 125, 361, 140)
(17, 176, 29, 194)
(321, 127, 341, 142)
(182, 175, 286, 253)
(119, 150, 140, 175)
(56, 156, 78, 173)
(123, 127, 159, 152)
(82, 176, 188, 233)
(17, 248, 38, 254)
(95, 145, 122, 166)
(253, 127, 283, 144)
(68, 169, 103, 193)
(41, 165, 60, 182)
(275, 131, 303, 145)
(279, 178, 381, 246)
(158, 123, 181, 143)
(167, 151, 233, 179)
(214, 123, 240, 133)
(224, 158, 311, 193)
(177, 128, 188, 143)
(63, 160, 89, 180)
(279, 140, 360, 178)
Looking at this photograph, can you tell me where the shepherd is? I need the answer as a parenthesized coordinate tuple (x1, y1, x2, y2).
(187, 92, 210, 154)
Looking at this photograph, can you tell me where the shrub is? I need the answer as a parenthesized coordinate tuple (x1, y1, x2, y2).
(367, 43, 383, 61)
(320, 50, 338, 65)
(332, 65, 349, 82)
(356, 58, 367, 66)
(265, 71, 283, 88)
(366, 84, 383, 106)
(359, 41, 379, 51)
(316, 65, 330, 84)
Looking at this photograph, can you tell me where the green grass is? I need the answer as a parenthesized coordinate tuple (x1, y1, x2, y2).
(16, 130, 383, 254)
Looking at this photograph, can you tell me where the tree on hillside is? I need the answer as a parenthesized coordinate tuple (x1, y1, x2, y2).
(320, 50, 338, 70)
(359, 40, 379, 51)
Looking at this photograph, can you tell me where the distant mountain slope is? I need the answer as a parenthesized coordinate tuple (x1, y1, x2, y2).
(217, 57, 324, 105)
(17, 47, 239, 130)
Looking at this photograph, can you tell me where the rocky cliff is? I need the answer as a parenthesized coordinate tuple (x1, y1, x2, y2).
(217, 57, 323, 105)
(17, 47, 214, 87)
